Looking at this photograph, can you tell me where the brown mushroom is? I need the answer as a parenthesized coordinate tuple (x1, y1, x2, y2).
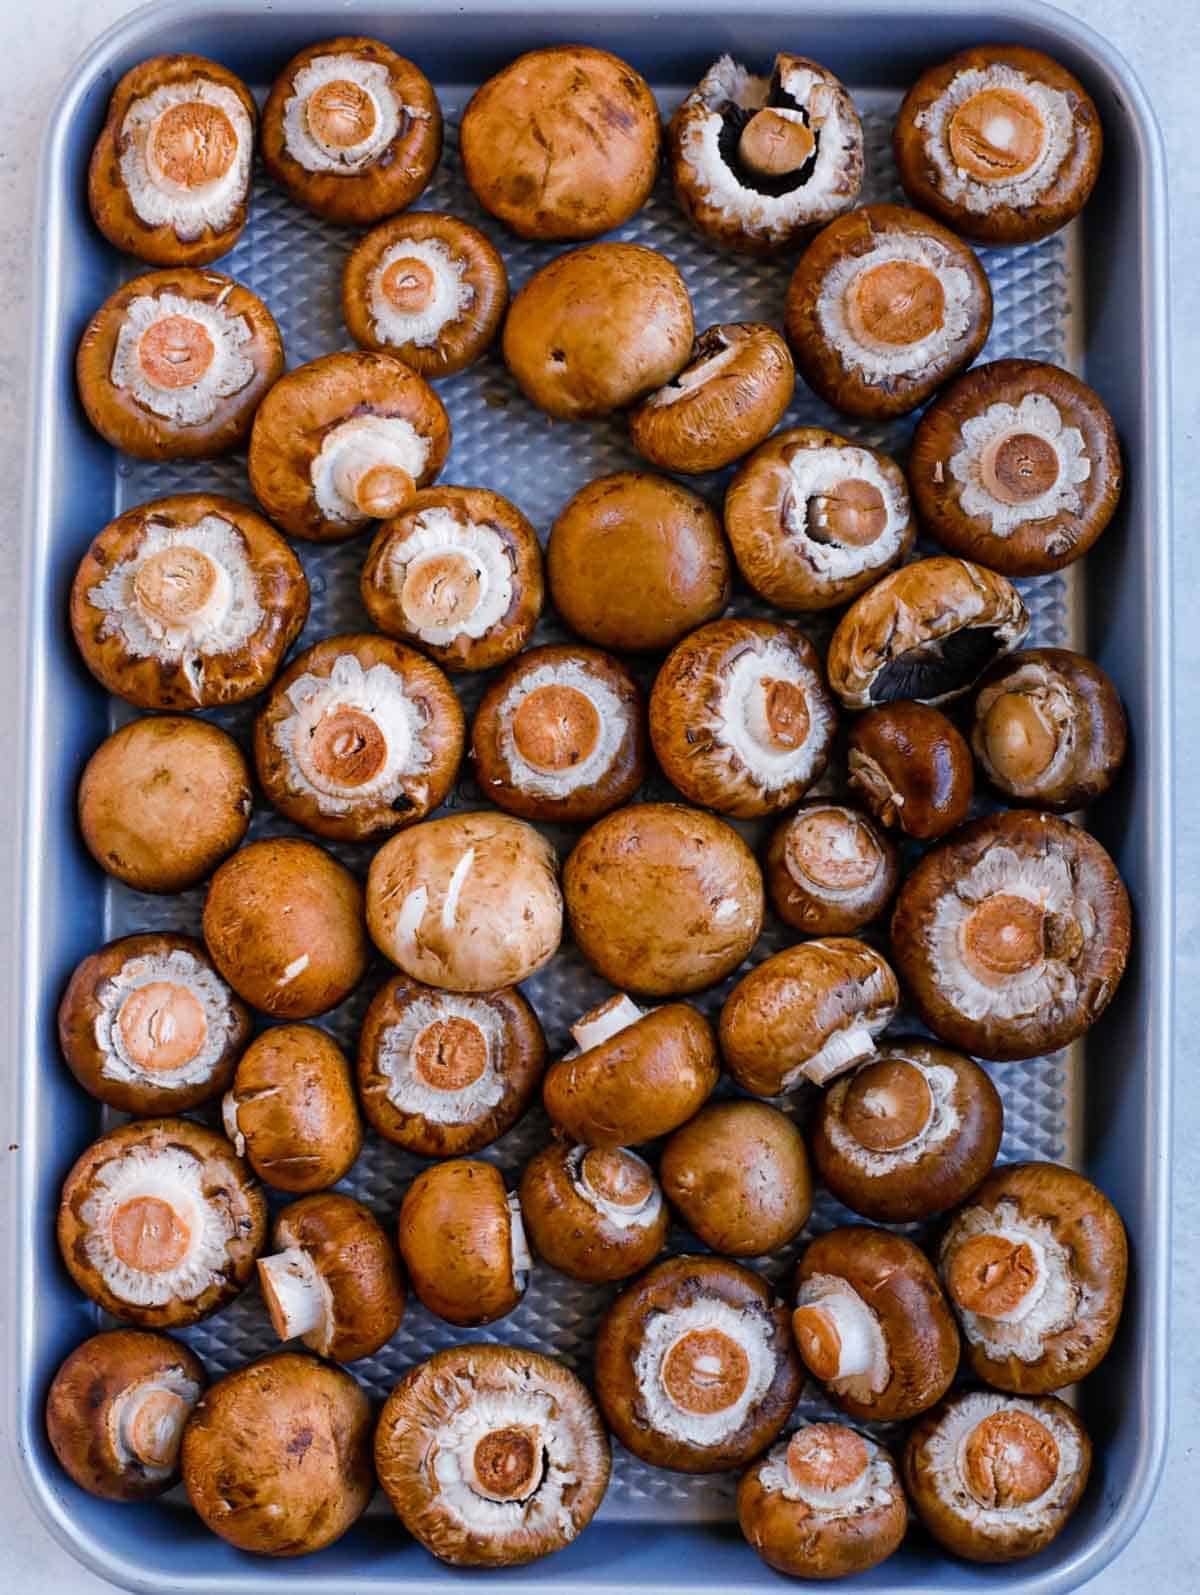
(397, 1158, 528, 1327)
(847, 700, 974, 839)
(764, 802, 899, 935)
(519, 1141, 668, 1283)
(785, 204, 992, 419)
(502, 243, 694, 421)
(890, 810, 1131, 1060)
(57, 1117, 266, 1329)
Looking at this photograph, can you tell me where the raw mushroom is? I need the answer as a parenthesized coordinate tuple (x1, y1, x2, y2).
(519, 1142, 668, 1283)
(764, 801, 899, 936)
(397, 1158, 529, 1327)
(847, 700, 975, 840)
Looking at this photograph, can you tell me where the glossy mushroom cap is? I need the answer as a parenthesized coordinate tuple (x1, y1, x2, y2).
(397, 1159, 529, 1327)
(519, 1142, 668, 1283)
(764, 802, 899, 935)
(847, 701, 974, 840)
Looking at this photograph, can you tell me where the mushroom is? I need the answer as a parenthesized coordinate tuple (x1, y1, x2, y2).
(397, 1158, 529, 1327)
(629, 324, 795, 474)
(894, 45, 1103, 246)
(793, 1227, 959, 1422)
(650, 618, 836, 818)
(257, 1192, 405, 1363)
(847, 700, 975, 839)
(542, 994, 719, 1146)
(502, 243, 694, 421)
(738, 1422, 908, 1579)
(903, 1390, 1092, 1562)
(668, 53, 863, 253)
(254, 632, 464, 842)
(890, 810, 1131, 1061)
(720, 940, 899, 1095)
(367, 811, 562, 991)
(357, 973, 545, 1157)
(472, 644, 647, 824)
(58, 932, 250, 1115)
(375, 1343, 611, 1566)
(77, 269, 283, 461)
(724, 427, 917, 611)
(764, 802, 899, 935)
(595, 1254, 802, 1473)
(785, 204, 992, 419)
(261, 36, 441, 224)
(361, 486, 544, 672)
(827, 556, 1030, 709)
(812, 1040, 1003, 1222)
(46, 1329, 206, 1502)
(519, 1142, 668, 1283)
(223, 1024, 362, 1193)
(78, 715, 251, 893)
(460, 46, 660, 240)
(563, 803, 764, 996)
(203, 837, 368, 1019)
(181, 1352, 373, 1556)
(57, 1117, 266, 1328)
(547, 471, 731, 652)
(971, 647, 1127, 810)
(70, 492, 309, 710)
(661, 1100, 813, 1257)
(939, 1161, 1127, 1393)
(248, 351, 450, 542)
(87, 54, 256, 266)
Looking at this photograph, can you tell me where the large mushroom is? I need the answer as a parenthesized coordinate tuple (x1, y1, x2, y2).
(397, 1159, 529, 1327)
(764, 802, 899, 936)
(519, 1142, 668, 1284)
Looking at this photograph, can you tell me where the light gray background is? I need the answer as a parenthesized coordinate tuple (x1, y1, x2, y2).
(1, 1, 1195, 1590)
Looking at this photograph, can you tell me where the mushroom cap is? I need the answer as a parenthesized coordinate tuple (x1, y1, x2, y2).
(764, 801, 899, 935)
(182, 1352, 373, 1555)
(563, 803, 764, 996)
(547, 471, 731, 653)
(460, 46, 660, 240)
(203, 837, 368, 1019)
(890, 809, 1131, 1060)
(502, 243, 694, 421)
(397, 1158, 526, 1326)
(375, 1342, 611, 1566)
(46, 1329, 206, 1502)
(367, 811, 562, 991)
(78, 715, 251, 894)
(847, 700, 975, 840)
(518, 1142, 668, 1283)
(827, 556, 1029, 709)
(225, 1024, 362, 1193)
(70, 492, 309, 710)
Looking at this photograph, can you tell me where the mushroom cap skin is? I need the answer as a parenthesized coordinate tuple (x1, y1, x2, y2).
(502, 243, 695, 422)
(460, 46, 660, 241)
(724, 426, 917, 612)
(903, 1389, 1092, 1563)
(397, 1158, 528, 1327)
(224, 1024, 362, 1193)
(563, 803, 764, 997)
(547, 471, 731, 653)
(595, 1253, 802, 1473)
(367, 811, 563, 992)
(894, 45, 1103, 247)
(827, 556, 1030, 710)
(629, 323, 795, 475)
(57, 1117, 266, 1329)
(939, 1161, 1128, 1393)
(518, 1142, 669, 1283)
(847, 700, 975, 840)
(661, 1100, 813, 1257)
(785, 204, 992, 420)
(253, 632, 464, 843)
(70, 493, 309, 711)
(57, 931, 251, 1116)
(909, 360, 1122, 576)
(181, 1352, 373, 1556)
(764, 801, 899, 936)
(375, 1342, 611, 1567)
(260, 37, 441, 225)
(357, 974, 545, 1157)
(46, 1329, 206, 1502)
(812, 1040, 1004, 1223)
(87, 54, 256, 267)
(203, 837, 368, 1019)
(890, 809, 1131, 1061)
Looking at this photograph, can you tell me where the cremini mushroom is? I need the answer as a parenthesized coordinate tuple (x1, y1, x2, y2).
(764, 802, 899, 935)
(847, 700, 975, 839)
(397, 1158, 529, 1327)
(519, 1142, 668, 1284)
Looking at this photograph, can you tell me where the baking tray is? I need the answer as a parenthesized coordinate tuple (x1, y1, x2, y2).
(9, 1, 1173, 1591)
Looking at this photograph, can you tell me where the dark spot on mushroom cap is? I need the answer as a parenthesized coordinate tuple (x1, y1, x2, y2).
(286, 1425, 314, 1458)
(871, 627, 1003, 704)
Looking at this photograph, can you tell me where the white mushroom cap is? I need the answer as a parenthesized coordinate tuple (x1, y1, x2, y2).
(823, 1056, 962, 1176)
(282, 54, 403, 173)
(493, 657, 631, 801)
(311, 415, 432, 526)
(380, 507, 515, 647)
(950, 392, 1092, 536)
(119, 79, 253, 241)
(93, 945, 240, 1093)
(108, 1367, 203, 1475)
(633, 1297, 779, 1447)
(369, 237, 475, 350)
(110, 289, 255, 425)
(793, 1274, 890, 1393)
(941, 1197, 1079, 1362)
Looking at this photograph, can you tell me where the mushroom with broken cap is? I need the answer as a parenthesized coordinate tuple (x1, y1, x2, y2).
(519, 1141, 668, 1284)
(764, 801, 899, 935)
(397, 1158, 530, 1327)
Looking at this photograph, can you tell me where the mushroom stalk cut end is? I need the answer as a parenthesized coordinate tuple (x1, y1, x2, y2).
(570, 994, 644, 1053)
(257, 1246, 328, 1344)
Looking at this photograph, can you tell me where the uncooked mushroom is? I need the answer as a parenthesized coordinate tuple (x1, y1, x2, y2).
(397, 1158, 529, 1327)
(847, 700, 975, 840)
(764, 802, 899, 935)
(519, 1142, 668, 1284)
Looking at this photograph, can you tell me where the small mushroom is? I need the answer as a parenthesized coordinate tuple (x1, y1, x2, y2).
(57, 1117, 266, 1328)
(375, 1343, 611, 1566)
(563, 803, 764, 996)
(890, 810, 1131, 1060)
(847, 700, 974, 839)
(785, 204, 992, 419)
(248, 351, 450, 542)
(502, 243, 694, 421)
(397, 1158, 529, 1327)
(764, 801, 899, 935)
(939, 1161, 1127, 1393)
(519, 1142, 668, 1283)
(595, 1254, 802, 1473)
(46, 1329, 206, 1501)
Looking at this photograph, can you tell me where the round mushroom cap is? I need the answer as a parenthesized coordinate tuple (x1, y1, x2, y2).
(764, 802, 899, 936)
(847, 700, 975, 840)
(519, 1142, 668, 1284)
(224, 1024, 362, 1193)
(397, 1158, 527, 1327)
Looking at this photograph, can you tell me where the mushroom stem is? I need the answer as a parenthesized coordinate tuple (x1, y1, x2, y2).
(221, 1090, 245, 1156)
(257, 1247, 328, 1344)
(115, 1380, 194, 1471)
(794, 1291, 880, 1381)
(801, 1023, 879, 1086)
(571, 994, 644, 1053)
(508, 1193, 532, 1278)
